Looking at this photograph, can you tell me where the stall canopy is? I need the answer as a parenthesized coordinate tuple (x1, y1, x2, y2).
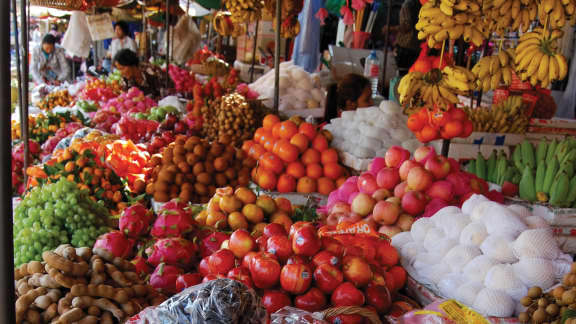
(195, 0, 220, 9)
(180, 0, 211, 16)
(30, 6, 70, 18)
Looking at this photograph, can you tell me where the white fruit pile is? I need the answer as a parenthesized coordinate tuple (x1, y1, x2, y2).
(391, 194, 572, 318)
(324, 101, 419, 171)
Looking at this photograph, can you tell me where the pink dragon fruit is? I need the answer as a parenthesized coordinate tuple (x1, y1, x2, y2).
(146, 237, 197, 268)
(199, 232, 230, 258)
(120, 204, 154, 237)
(149, 263, 184, 295)
(161, 199, 189, 211)
(131, 255, 152, 276)
(151, 204, 196, 238)
(93, 231, 135, 258)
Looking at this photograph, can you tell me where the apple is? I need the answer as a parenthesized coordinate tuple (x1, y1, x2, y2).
(255, 235, 268, 251)
(385, 146, 410, 168)
(413, 146, 436, 163)
(295, 287, 327, 312)
(227, 266, 253, 288)
(357, 173, 379, 195)
(393, 182, 409, 199)
(261, 290, 292, 314)
(242, 251, 258, 270)
(208, 249, 236, 275)
(425, 155, 451, 179)
(372, 188, 391, 201)
(363, 215, 378, 231)
(396, 214, 415, 231)
(401, 191, 428, 215)
(280, 263, 313, 294)
(426, 180, 454, 202)
(368, 157, 387, 175)
(263, 223, 288, 238)
(175, 273, 203, 292)
(388, 266, 407, 291)
(331, 282, 365, 306)
(289, 221, 313, 239)
(365, 284, 392, 314)
(286, 255, 309, 266)
(312, 251, 340, 268)
(198, 257, 211, 276)
(350, 193, 376, 217)
(292, 225, 321, 257)
(406, 167, 433, 191)
(376, 168, 401, 190)
(399, 160, 420, 181)
(267, 235, 293, 262)
(502, 181, 519, 197)
(371, 271, 387, 286)
(378, 225, 402, 238)
(327, 314, 364, 324)
(372, 201, 400, 225)
(342, 256, 372, 287)
(202, 274, 225, 283)
(250, 253, 281, 289)
(314, 264, 344, 294)
(229, 229, 256, 258)
(321, 237, 344, 257)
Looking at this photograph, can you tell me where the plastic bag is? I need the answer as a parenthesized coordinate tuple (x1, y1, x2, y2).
(270, 307, 328, 324)
(394, 300, 489, 324)
(128, 279, 266, 324)
(61, 11, 92, 58)
(171, 15, 201, 64)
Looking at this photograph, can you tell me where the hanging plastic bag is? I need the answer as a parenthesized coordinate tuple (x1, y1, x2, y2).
(61, 11, 93, 58)
(172, 15, 202, 64)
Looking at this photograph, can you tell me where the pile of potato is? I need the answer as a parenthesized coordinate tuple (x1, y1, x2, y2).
(146, 135, 255, 203)
(15, 245, 165, 324)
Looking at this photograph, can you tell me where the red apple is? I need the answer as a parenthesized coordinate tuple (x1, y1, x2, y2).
(229, 229, 256, 258)
(280, 263, 313, 294)
(401, 191, 428, 216)
(331, 282, 365, 306)
(295, 287, 327, 312)
(393, 182, 409, 199)
(198, 257, 211, 276)
(342, 256, 372, 287)
(208, 249, 236, 275)
(385, 146, 410, 168)
(267, 235, 293, 262)
(376, 242, 400, 267)
(175, 273, 203, 292)
(289, 221, 312, 239)
(263, 223, 288, 238)
(256, 235, 268, 251)
(312, 250, 340, 268)
(372, 271, 387, 286)
(227, 266, 253, 288)
(372, 188, 391, 201)
(286, 255, 309, 266)
(250, 253, 281, 289)
(365, 284, 392, 313)
(350, 193, 376, 217)
(292, 225, 321, 257)
(261, 290, 292, 314)
(406, 167, 433, 191)
(372, 201, 400, 225)
(502, 181, 519, 197)
(321, 237, 344, 257)
(376, 168, 401, 190)
(242, 251, 258, 270)
(413, 146, 436, 163)
(426, 180, 454, 202)
(357, 173, 379, 195)
(425, 155, 451, 179)
(314, 264, 344, 294)
(202, 274, 225, 283)
(399, 160, 420, 181)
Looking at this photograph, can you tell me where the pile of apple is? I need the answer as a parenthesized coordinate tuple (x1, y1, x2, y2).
(322, 145, 490, 238)
(174, 222, 410, 323)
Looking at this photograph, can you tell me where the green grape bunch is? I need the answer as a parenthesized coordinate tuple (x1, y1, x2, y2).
(14, 178, 111, 266)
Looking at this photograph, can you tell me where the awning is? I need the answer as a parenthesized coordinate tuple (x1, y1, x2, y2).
(30, 6, 71, 18)
(180, 1, 211, 16)
(195, 0, 220, 9)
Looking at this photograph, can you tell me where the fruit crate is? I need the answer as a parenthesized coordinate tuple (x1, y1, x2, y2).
(450, 132, 525, 146)
(446, 143, 511, 160)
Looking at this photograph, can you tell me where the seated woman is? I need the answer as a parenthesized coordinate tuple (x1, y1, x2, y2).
(113, 49, 172, 99)
(324, 73, 375, 121)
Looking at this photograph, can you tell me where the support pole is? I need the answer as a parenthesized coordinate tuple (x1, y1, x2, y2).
(273, 0, 282, 112)
(2, 0, 16, 322)
(250, 20, 259, 83)
(441, 139, 450, 157)
(11, 0, 22, 126)
(381, 0, 393, 96)
(165, 0, 171, 90)
(20, 0, 30, 185)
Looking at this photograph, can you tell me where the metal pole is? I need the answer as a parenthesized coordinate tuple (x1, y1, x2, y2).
(381, 0, 393, 96)
(11, 0, 22, 123)
(165, 0, 171, 89)
(2, 0, 16, 322)
(441, 139, 450, 157)
(250, 20, 259, 83)
(273, 0, 282, 112)
(20, 0, 30, 185)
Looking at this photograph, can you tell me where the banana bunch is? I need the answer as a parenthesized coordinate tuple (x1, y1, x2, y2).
(464, 96, 529, 133)
(223, 0, 264, 23)
(416, 0, 487, 47)
(472, 49, 516, 91)
(273, 16, 301, 38)
(539, 0, 576, 29)
(515, 28, 568, 87)
(484, 0, 537, 34)
(398, 66, 474, 109)
(213, 11, 246, 37)
(265, 0, 304, 38)
(468, 150, 522, 185)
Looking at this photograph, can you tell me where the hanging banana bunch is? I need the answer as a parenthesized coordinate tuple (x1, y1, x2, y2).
(483, 0, 538, 35)
(213, 11, 247, 37)
(538, 0, 576, 28)
(472, 48, 517, 91)
(222, 0, 264, 23)
(265, 0, 304, 38)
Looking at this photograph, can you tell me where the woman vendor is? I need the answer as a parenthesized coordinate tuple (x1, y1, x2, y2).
(324, 73, 375, 120)
(113, 49, 172, 99)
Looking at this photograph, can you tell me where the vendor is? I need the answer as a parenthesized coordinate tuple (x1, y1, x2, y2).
(325, 73, 374, 120)
(114, 49, 171, 99)
(108, 21, 138, 64)
(30, 34, 70, 85)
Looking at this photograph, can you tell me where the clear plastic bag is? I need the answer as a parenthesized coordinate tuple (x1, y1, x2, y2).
(128, 279, 266, 324)
(270, 307, 328, 324)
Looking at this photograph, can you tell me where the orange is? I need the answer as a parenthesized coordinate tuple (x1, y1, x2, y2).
(297, 177, 317, 194)
(449, 108, 467, 121)
(417, 107, 429, 121)
(253, 128, 267, 143)
(255, 168, 277, 190)
(276, 141, 300, 163)
(241, 140, 255, 153)
(407, 114, 424, 132)
(248, 143, 266, 160)
(317, 177, 336, 195)
(336, 177, 347, 187)
(271, 211, 293, 233)
(420, 125, 439, 143)
(312, 134, 329, 152)
(301, 148, 321, 165)
(298, 122, 317, 141)
(272, 122, 283, 139)
(278, 121, 299, 140)
(323, 162, 343, 180)
(262, 137, 276, 152)
(274, 197, 293, 215)
(321, 148, 339, 164)
(306, 163, 324, 179)
(277, 174, 297, 193)
(260, 152, 284, 174)
(286, 161, 306, 179)
(290, 133, 309, 153)
(443, 120, 463, 139)
(263, 114, 280, 130)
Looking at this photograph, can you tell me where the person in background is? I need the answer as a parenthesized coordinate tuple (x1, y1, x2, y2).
(108, 21, 137, 64)
(114, 49, 171, 99)
(30, 34, 70, 85)
(394, 0, 422, 76)
(324, 73, 374, 121)
(49, 25, 61, 42)
(32, 26, 42, 44)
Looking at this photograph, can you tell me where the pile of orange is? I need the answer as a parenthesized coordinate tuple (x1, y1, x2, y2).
(407, 105, 474, 143)
(242, 115, 347, 195)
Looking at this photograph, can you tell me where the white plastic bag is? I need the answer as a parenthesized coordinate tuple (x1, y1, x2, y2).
(62, 11, 93, 58)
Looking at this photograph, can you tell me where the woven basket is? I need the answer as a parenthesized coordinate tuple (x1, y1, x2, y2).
(30, 0, 86, 10)
(321, 306, 383, 324)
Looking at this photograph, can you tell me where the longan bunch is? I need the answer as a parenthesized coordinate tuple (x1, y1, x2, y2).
(202, 93, 259, 146)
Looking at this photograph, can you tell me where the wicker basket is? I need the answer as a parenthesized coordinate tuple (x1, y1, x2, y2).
(30, 0, 87, 11)
(320, 306, 383, 324)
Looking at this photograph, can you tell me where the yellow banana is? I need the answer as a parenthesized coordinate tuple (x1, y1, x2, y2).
(555, 54, 568, 79)
(491, 69, 502, 89)
(549, 54, 559, 81)
(525, 51, 544, 76)
(502, 67, 512, 85)
(537, 55, 550, 81)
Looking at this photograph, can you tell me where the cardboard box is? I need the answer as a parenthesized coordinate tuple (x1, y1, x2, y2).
(236, 20, 281, 64)
(447, 143, 511, 160)
(450, 132, 525, 146)
(530, 118, 576, 129)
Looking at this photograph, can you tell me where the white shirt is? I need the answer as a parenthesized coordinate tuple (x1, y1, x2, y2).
(108, 36, 137, 60)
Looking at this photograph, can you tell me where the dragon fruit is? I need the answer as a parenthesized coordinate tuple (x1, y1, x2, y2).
(93, 231, 135, 258)
(131, 256, 152, 276)
(199, 231, 230, 258)
(120, 204, 154, 237)
(146, 237, 197, 268)
(161, 199, 189, 212)
(149, 263, 184, 295)
(151, 204, 195, 238)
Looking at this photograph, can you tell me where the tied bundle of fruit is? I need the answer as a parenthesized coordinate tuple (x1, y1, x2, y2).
(146, 135, 255, 203)
(515, 27, 568, 88)
(196, 186, 295, 233)
(223, 0, 263, 23)
(213, 11, 246, 37)
(37, 90, 73, 111)
(244, 115, 346, 195)
(484, 0, 537, 35)
(407, 106, 474, 142)
(14, 245, 166, 324)
(539, 0, 576, 29)
(23, 111, 85, 145)
(464, 96, 529, 134)
(398, 66, 475, 110)
(416, 0, 487, 48)
(472, 48, 516, 91)
(81, 77, 121, 102)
